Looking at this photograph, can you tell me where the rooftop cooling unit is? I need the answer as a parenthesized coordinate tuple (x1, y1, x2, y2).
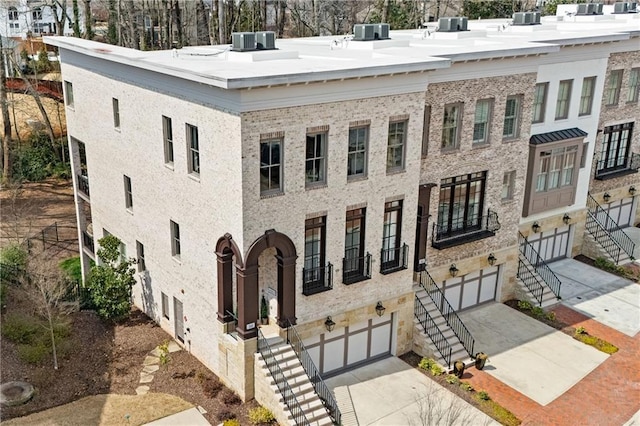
(438, 17, 467, 32)
(628, 2, 638, 12)
(373, 23, 390, 40)
(256, 31, 276, 50)
(458, 17, 469, 31)
(613, 2, 629, 12)
(354, 24, 375, 41)
(231, 32, 256, 51)
(513, 12, 540, 25)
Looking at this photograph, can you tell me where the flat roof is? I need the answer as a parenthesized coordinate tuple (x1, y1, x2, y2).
(44, 12, 639, 90)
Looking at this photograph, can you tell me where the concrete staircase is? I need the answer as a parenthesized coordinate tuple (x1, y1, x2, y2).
(582, 231, 633, 266)
(413, 284, 474, 370)
(516, 254, 560, 309)
(256, 337, 333, 426)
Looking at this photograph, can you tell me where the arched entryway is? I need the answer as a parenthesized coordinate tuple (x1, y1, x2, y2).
(215, 233, 244, 324)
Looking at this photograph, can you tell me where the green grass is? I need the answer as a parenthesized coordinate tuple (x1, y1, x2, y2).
(478, 399, 521, 426)
(573, 332, 618, 354)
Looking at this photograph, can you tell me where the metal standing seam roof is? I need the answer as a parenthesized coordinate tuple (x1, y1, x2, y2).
(530, 128, 588, 145)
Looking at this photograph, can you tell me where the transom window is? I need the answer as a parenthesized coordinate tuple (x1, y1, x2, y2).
(579, 77, 596, 116)
(605, 70, 623, 106)
(387, 121, 407, 172)
(442, 103, 462, 149)
(347, 126, 368, 178)
(473, 99, 492, 145)
(555, 80, 572, 120)
(536, 146, 578, 192)
(162, 116, 174, 165)
(187, 124, 200, 175)
(260, 138, 282, 194)
(503, 96, 521, 138)
(628, 68, 639, 103)
(306, 132, 326, 186)
(437, 172, 486, 237)
(597, 123, 634, 175)
(532, 83, 548, 124)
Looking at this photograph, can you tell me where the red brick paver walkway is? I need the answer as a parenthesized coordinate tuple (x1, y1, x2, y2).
(463, 305, 640, 425)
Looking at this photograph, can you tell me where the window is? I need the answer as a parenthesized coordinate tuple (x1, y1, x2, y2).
(32, 7, 42, 21)
(344, 208, 369, 284)
(260, 138, 282, 194)
(605, 70, 623, 106)
(580, 142, 589, 169)
(387, 121, 407, 171)
(136, 241, 146, 272)
(303, 216, 327, 294)
(124, 175, 133, 210)
(112, 98, 120, 128)
(161, 292, 169, 319)
(186, 124, 200, 175)
(8, 7, 18, 21)
(555, 80, 572, 120)
(305, 132, 326, 186)
(64, 81, 74, 107)
(422, 106, 431, 157)
(170, 220, 181, 258)
(503, 96, 521, 138)
(437, 172, 486, 238)
(473, 99, 492, 145)
(597, 123, 634, 176)
(442, 104, 462, 149)
(579, 77, 596, 116)
(381, 200, 405, 273)
(536, 146, 578, 192)
(347, 127, 368, 178)
(162, 116, 174, 165)
(628, 68, 639, 103)
(532, 83, 548, 123)
(502, 171, 516, 201)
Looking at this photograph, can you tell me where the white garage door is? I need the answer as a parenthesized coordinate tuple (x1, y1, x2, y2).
(603, 197, 636, 228)
(303, 314, 393, 377)
(440, 266, 499, 311)
(527, 225, 571, 263)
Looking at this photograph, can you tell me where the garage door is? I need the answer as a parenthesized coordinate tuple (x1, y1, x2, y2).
(527, 225, 571, 262)
(603, 198, 635, 228)
(440, 266, 499, 311)
(303, 314, 393, 377)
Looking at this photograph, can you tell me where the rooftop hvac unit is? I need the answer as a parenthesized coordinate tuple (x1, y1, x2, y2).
(513, 12, 540, 25)
(458, 17, 469, 31)
(256, 31, 276, 50)
(628, 2, 638, 12)
(595, 3, 605, 14)
(438, 17, 469, 32)
(231, 32, 256, 51)
(354, 24, 375, 41)
(613, 2, 629, 12)
(373, 23, 390, 40)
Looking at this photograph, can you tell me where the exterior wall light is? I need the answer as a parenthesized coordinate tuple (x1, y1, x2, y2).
(487, 253, 497, 266)
(375, 301, 386, 317)
(449, 263, 459, 277)
(563, 213, 571, 225)
(532, 222, 541, 233)
(603, 192, 611, 203)
(324, 316, 335, 332)
(630, 186, 636, 196)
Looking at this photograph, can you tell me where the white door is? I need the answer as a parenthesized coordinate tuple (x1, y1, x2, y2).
(441, 266, 499, 311)
(527, 225, 571, 262)
(304, 314, 393, 376)
(604, 197, 635, 228)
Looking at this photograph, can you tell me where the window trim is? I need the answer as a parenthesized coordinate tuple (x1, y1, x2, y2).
(344, 207, 369, 284)
(303, 216, 328, 294)
(596, 122, 634, 176)
(170, 220, 181, 258)
(473, 99, 493, 145)
(628, 68, 639, 104)
(161, 292, 169, 320)
(136, 241, 146, 272)
(186, 123, 200, 176)
(112, 98, 120, 129)
(260, 138, 283, 195)
(532, 82, 548, 124)
(441, 103, 462, 150)
(305, 132, 327, 187)
(579, 76, 596, 116)
(437, 172, 487, 238)
(503, 95, 522, 139)
(124, 175, 133, 210)
(347, 126, 368, 179)
(162, 116, 174, 165)
(555, 80, 573, 120)
(64, 81, 74, 107)
(387, 120, 407, 172)
(502, 170, 516, 201)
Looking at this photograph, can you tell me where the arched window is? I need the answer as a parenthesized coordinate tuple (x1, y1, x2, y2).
(8, 7, 18, 21)
(32, 7, 42, 21)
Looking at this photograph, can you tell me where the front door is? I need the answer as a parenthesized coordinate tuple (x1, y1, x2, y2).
(173, 297, 184, 342)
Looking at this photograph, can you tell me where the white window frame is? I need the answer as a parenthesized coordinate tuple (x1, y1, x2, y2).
(605, 70, 623, 106)
(162, 116, 174, 165)
(305, 132, 327, 187)
(532, 82, 548, 124)
(112, 97, 120, 129)
(170, 220, 181, 258)
(473, 99, 492, 145)
(628, 68, 639, 103)
(387, 120, 407, 172)
(186, 123, 200, 176)
(347, 126, 368, 179)
(503, 96, 521, 139)
(442, 103, 462, 149)
(555, 80, 572, 120)
(64, 81, 74, 107)
(579, 76, 596, 116)
(124, 175, 133, 210)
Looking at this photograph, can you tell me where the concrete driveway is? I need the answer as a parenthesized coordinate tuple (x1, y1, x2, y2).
(459, 303, 608, 406)
(549, 258, 640, 337)
(325, 357, 499, 426)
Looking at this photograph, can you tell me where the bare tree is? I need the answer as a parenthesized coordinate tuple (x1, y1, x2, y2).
(1, 37, 12, 183)
(407, 383, 491, 426)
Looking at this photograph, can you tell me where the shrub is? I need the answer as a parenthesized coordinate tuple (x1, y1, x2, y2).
(517, 300, 532, 311)
(575, 326, 586, 335)
(430, 363, 444, 376)
(445, 374, 460, 385)
(59, 257, 82, 285)
(223, 419, 240, 426)
(249, 406, 275, 424)
(531, 306, 545, 318)
(222, 389, 242, 405)
(11, 134, 64, 182)
(202, 376, 223, 398)
(546, 311, 556, 321)
(0, 245, 28, 285)
(18, 342, 50, 364)
(418, 357, 435, 371)
(477, 390, 491, 401)
(1, 313, 41, 343)
(159, 340, 171, 365)
(460, 382, 474, 392)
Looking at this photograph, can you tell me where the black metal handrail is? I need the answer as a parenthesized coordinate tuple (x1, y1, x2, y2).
(586, 193, 635, 263)
(432, 208, 500, 243)
(77, 174, 90, 197)
(380, 243, 408, 274)
(257, 329, 310, 426)
(414, 295, 452, 368)
(342, 252, 372, 284)
(518, 232, 562, 299)
(302, 263, 333, 296)
(419, 271, 474, 358)
(517, 256, 545, 306)
(595, 152, 640, 178)
(286, 320, 341, 425)
(82, 230, 95, 254)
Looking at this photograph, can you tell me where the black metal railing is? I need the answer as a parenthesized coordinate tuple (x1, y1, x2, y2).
(595, 152, 640, 179)
(77, 174, 90, 197)
(419, 271, 474, 358)
(342, 252, 372, 284)
(82, 230, 95, 254)
(414, 295, 452, 368)
(302, 263, 333, 296)
(432, 209, 500, 249)
(380, 243, 408, 274)
(286, 320, 341, 425)
(257, 329, 311, 426)
(517, 257, 545, 306)
(518, 232, 562, 299)
(586, 193, 635, 263)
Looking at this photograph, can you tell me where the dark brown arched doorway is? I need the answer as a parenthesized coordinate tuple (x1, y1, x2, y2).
(215, 233, 244, 325)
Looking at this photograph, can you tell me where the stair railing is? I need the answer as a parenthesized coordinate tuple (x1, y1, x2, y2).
(286, 319, 341, 425)
(418, 271, 475, 358)
(518, 232, 562, 299)
(517, 255, 545, 306)
(257, 329, 311, 426)
(414, 294, 452, 367)
(586, 193, 635, 263)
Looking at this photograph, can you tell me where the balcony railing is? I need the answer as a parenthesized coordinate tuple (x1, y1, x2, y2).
(432, 209, 500, 250)
(77, 174, 90, 197)
(302, 263, 333, 296)
(342, 252, 371, 284)
(595, 152, 640, 180)
(82, 230, 95, 254)
(380, 243, 408, 274)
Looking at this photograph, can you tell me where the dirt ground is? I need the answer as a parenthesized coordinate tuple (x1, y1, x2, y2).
(0, 92, 66, 141)
(0, 180, 259, 425)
